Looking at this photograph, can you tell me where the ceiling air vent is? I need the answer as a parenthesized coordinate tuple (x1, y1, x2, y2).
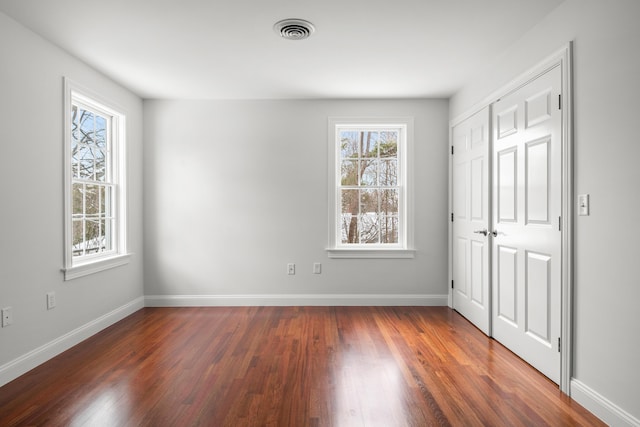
(274, 19, 315, 40)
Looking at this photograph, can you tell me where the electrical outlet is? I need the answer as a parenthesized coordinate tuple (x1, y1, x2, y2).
(287, 263, 295, 275)
(47, 292, 56, 310)
(1, 307, 12, 327)
(313, 263, 322, 274)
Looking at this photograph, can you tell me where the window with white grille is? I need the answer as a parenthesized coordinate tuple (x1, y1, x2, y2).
(328, 118, 414, 258)
(63, 79, 129, 279)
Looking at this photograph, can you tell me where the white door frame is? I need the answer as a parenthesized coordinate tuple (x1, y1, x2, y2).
(448, 42, 573, 394)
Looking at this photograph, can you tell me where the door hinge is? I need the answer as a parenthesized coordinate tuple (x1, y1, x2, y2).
(558, 216, 562, 231)
(558, 337, 561, 352)
(451, 213, 454, 222)
(451, 146, 454, 155)
(451, 280, 454, 289)
(558, 94, 562, 110)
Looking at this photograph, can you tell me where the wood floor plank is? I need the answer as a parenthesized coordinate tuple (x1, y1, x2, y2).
(0, 307, 604, 426)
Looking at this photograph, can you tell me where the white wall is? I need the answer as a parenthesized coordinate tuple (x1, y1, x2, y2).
(451, 0, 640, 423)
(143, 99, 449, 303)
(0, 12, 144, 385)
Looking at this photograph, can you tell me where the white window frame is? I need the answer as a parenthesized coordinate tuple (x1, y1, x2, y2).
(62, 78, 130, 280)
(327, 117, 415, 259)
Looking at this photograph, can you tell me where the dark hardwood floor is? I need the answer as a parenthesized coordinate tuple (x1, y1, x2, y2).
(0, 307, 603, 426)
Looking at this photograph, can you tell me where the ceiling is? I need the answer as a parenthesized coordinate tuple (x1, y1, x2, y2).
(0, 0, 564, 100)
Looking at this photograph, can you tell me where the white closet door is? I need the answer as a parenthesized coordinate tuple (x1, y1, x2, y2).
(452, 107, 490, 335)
(492, 65, 562, 383)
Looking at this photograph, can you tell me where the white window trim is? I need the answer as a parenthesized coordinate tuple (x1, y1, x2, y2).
(327, 117, 415, 259)
(62, 78, 130, 280)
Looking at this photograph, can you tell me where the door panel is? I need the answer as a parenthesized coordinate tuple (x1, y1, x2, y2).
(497, 245, 517, 326)
(492, 65, 562, 383)
(471, 157, 484, 221)
(497, 106, 518, 139)
(454, 162, 468, 221)
(470, 240, 484, 305)
(525, 251, 551, 343)
(525, 89, 553, 128)
(526, 137, 551, 224)
(452, 107, 490, 335)
(454, 237, 468, 296)
(498, 148, 517, 223)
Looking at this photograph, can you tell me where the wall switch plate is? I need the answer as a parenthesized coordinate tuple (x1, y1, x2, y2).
(578, 194, 590, 216)
(47, 292, 56, 310)
(1, 307, 12, 327)
(313, 263, 322, 274)
(287, 263, 295, 275)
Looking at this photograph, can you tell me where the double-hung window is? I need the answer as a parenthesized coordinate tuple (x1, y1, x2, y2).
(63, 79, 129, 280)
(328, 118, 414, 258)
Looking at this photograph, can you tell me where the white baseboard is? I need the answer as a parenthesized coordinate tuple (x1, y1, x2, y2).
(0, 296, 145, 388)
(571, 378, 640, 427)
(144, 293, 449, 307)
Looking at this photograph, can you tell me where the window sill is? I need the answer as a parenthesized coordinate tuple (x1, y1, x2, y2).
(326, 248, 415, 259)
(62, 253, 132, 281)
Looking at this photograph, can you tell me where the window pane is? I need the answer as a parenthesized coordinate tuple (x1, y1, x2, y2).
(72, 183, 84, 216)
(380, 159, 397, 186)
(340, 131, 359, 159)
(72, 220, 83, 251)
(381, 189, 398, 214)
(360, 131, 379, 158)
(85, 184, 100, 215)
(88, 146, 100, 180)
(360, 159, 377, 186)
(360, 189, 378, 214)
(341, 189, 359, 243)
(71, 146, 79, 179)
(95, 115, 107, 149)
(380, 216, 399, 243)
(100, 185, 108, 215)
(341, 189, 359, 214)
(79, 109, 95, 145)
(380, 131, 398, 158)
(341, 213, 358, 244)
(341, 160, 358, 186)
(95, 149, 106, 181)
(100, 219, 108, 252)
(72, 105, 79, 143)
(71, 106, 80, 174)
(84, 219, 104, 254)
(77, 146, 94, 179)
(359, 213, 379, 243)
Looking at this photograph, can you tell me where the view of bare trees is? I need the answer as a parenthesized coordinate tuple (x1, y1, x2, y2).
(340, 129, 399, 244)
(71, 105, 112, 256)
